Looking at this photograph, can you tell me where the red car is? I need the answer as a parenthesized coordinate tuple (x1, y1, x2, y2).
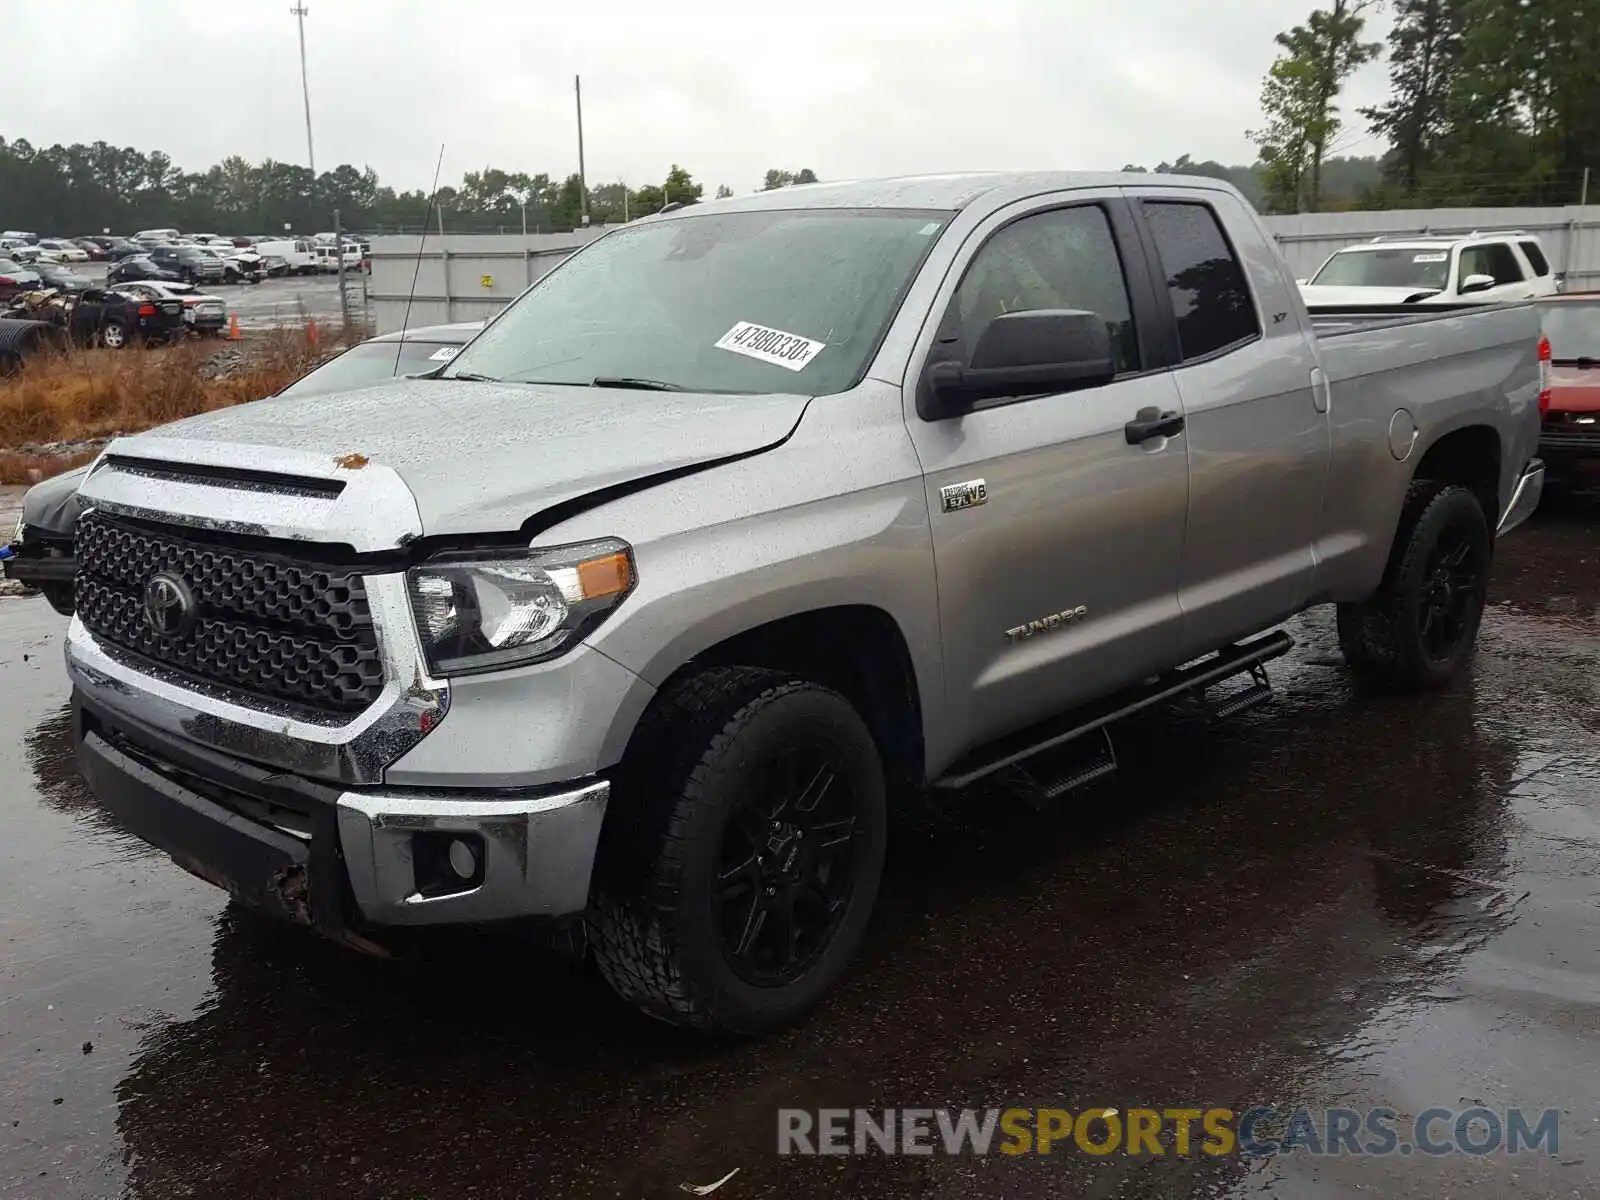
(1539, 293, 1600, 493)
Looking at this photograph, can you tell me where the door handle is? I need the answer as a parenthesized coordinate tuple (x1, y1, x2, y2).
(1124, 409, 1185, 445)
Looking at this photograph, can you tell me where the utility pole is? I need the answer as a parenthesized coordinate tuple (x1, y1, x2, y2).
(575, 74, 589, 226)
(291, 5, 316, 224)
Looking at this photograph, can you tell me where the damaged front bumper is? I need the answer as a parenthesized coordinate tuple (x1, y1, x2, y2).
(74, 691, 610, 940)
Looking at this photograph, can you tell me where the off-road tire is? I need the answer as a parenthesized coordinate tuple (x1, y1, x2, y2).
(1337, 482, 1492, 691)
(589, 666, 887, 1034)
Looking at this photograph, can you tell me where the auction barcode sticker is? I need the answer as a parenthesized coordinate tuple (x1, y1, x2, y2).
(1413, 252, 1448, 263)
(714, 321, 825, 372)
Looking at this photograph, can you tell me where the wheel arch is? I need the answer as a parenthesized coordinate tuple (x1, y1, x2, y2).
(610, 604, 928, 798)
(1409, 422, 1502, 530)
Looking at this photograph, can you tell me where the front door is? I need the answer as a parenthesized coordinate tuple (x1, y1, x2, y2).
(904, 195, 1191, 762)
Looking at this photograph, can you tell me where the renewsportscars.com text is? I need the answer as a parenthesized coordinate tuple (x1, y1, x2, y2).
(777, 1106, 1561, 1158)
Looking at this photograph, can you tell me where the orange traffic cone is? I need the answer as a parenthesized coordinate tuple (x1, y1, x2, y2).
(228, 313, 241, 340)
(307, 318, 320, 347)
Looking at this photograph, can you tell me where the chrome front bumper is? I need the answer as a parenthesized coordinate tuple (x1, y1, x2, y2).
(1498, 458, 1545, 535)
(336, 782, 609, 924)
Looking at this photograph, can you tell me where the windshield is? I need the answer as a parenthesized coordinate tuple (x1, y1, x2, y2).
(279, 339, 463, 400)
(442, 207, 950, 395)
(1310, 247, 1451, 290)
(1541, 301, 1600, 362)
(0, 259, 24, 273)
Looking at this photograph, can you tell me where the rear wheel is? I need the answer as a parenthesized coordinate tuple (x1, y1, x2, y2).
(590, 667, 887, 1033)
(99, 320, 128, 350)
(1338, 482, 1492, 690)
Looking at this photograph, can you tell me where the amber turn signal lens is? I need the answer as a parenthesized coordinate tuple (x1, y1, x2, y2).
(576, 552, 633, 599)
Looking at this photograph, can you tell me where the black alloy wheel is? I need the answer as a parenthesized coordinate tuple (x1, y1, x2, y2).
(716, 745, 865, 986)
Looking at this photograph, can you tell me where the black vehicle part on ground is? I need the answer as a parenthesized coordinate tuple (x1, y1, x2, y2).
(591, 666, 888, 1034)
(0, 317, 65, 374)
(1337, 482, 1492, 690)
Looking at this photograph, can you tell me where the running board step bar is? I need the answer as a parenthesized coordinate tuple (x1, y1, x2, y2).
(933, 629, 1293, 792)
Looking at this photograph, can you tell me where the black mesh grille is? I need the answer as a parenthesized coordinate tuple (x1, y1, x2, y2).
(75, 512, 383, 715)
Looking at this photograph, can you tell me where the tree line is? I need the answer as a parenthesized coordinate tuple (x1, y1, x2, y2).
(1249, 0, 1600, 213)
(0, 139, 824, 236)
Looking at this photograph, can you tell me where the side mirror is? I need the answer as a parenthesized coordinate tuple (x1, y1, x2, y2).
(1459, 273, 1497, 295)
(920, 309, 1115, 419)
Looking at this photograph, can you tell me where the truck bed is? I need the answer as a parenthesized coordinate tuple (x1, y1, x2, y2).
(1306, 300, 1528, 337)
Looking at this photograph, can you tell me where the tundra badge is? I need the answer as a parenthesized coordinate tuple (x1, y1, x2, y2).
(1006, 606, 1089, 643)
(940, 479, 988, 512)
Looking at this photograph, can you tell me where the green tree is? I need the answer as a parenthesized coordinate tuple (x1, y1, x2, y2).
(663, 164, 703, 206)
(1361, 0, 1463, 196)
(762, 167, 819, 190)
(1250, 1, 1382, 212)
(714, 184, 733, 199)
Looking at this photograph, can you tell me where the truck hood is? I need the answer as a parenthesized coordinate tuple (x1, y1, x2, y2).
(1549, 366, 1600, 413)
(124, 378, 811, 538)
(1299, 284, 1446, 306)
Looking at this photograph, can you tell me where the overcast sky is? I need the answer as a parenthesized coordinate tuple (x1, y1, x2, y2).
(2, 0, 1392, 194)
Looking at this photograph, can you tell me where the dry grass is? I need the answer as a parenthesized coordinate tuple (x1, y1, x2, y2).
(0, 448, 102, 485)
(0, 327, 341, 480)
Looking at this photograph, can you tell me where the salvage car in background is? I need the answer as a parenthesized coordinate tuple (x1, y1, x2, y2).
(114, 280, 227, 334)
(32, 262, 92, 294)
(5, 286, 186, 349)
(106, 254, 182, 285)
(1537, 292, 1600, 494)
(36, 238, 90, 263)
(4, 321, 485, 613)
(1299, 231, 1559, 306)
(146, 244, 226, 285)
(0, 258, 44, 299)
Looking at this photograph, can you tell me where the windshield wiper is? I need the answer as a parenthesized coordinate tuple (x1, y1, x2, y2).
(590, 375, 685, 391)
(448, 372, 501, 382)
(1551, 356, 1599, 368)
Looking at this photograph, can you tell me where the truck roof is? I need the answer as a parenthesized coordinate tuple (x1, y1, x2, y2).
(647, 171, 1237, 218)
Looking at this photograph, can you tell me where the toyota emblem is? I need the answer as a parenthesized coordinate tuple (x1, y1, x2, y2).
(143, 572, 196, 638)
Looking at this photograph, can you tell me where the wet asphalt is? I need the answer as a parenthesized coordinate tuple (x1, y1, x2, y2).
(1, 508, 1596, 1199)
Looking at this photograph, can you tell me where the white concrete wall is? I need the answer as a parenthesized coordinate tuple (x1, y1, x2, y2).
(367, 229, 609, 332)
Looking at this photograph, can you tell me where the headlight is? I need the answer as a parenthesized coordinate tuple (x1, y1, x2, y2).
(406, 538, 635, 675)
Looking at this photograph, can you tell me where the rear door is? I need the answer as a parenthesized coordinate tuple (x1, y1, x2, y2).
(1125, 187, 1330, 654)
(904, 193, 1191, 757)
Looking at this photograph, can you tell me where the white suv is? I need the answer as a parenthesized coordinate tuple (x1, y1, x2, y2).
(1299, 231, 1560, 306)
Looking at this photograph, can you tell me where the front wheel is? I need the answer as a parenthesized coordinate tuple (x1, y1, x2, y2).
(1337, 482, 1492, 691)
(590, 667, 887, 1034)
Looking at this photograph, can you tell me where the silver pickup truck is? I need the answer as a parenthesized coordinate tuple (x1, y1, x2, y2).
(64, 173, 1545, 1033)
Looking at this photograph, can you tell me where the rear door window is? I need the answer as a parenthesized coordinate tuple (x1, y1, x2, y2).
(1519, 240, 1551, 277)
(1141, 201, 1261, 361)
